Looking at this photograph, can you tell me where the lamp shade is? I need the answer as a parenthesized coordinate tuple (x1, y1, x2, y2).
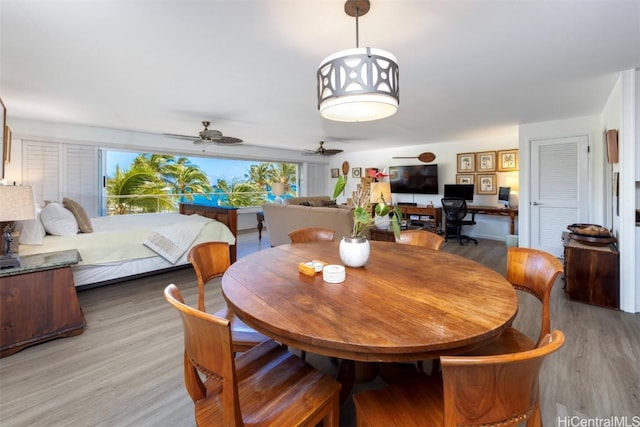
(271, 182, 286, 197)
(370, 182, 392, 204)
(0, 186, 36, 222)
(318, 47, 399, 122)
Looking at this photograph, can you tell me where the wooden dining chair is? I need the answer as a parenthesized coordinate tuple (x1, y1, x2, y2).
(288, 226, 336, 243)
(395, 229, 445, 372)
(187, 241, 267, 353)
(164, 284, 341, 427)
(395, 229, 445, 250)
(353, 330, 565, 427)
(466, 247, 564, 356)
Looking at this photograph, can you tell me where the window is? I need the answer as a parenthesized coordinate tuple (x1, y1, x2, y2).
(104, 150, 299, 214)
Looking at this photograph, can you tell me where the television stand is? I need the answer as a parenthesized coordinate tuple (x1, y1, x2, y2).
(395, 205, 442, 234)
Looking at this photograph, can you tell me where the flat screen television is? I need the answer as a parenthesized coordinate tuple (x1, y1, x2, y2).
(389, 164, 439, 194)
(443, 184, 475, 202)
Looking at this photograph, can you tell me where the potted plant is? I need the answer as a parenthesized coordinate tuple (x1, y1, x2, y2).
(333, 173, 401, 267)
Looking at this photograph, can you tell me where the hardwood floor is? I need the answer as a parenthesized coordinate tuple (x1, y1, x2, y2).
(1, 230, 638, 426)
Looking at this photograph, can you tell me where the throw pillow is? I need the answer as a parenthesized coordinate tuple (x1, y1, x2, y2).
(321, 200, 338, 208)
(14, 209, 46, 245)
(40, 202, 79, 236)
(299, 201, 312, 206)
(62, 197, 93, 233)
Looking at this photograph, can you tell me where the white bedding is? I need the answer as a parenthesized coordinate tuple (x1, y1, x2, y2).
(19, 212, 236, 287)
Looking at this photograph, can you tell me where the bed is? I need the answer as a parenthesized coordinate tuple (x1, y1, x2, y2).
(18, 204, 238, 289)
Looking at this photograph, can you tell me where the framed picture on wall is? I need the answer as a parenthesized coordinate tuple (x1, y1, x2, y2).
(352, 167, 361, 178)
(457, 153, 475, 173)
(497, 149, 519, 171)
(331, 168, 340, 178)
(477, 174, 497, 195)
(476, 151, 496, 172)
(455, 174, 475, 185)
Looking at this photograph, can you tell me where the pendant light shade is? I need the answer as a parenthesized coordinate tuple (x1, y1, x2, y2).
(317, 0, 399, 122)
(318, 47, 399, 122)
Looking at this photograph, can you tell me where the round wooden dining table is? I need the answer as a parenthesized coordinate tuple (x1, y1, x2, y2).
(221, 240, 518, 363)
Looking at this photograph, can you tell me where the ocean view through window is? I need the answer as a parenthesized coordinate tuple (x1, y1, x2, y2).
(105, 151, 298, 215)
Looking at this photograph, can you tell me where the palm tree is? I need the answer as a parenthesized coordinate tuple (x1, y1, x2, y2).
(107, 165, 173, 214)
(246, 163, 273, 190)
(163, 157, 213, 203)
(216, 178, 265, 207)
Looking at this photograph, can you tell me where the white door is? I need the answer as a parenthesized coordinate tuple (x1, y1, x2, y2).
(530, 135, 589, 257)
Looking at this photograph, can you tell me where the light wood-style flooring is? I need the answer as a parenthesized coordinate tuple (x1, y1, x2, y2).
(1, 230, 638, 426)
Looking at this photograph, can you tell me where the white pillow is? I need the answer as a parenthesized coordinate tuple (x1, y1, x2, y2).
(40, 202, 79, 236)
(14, 209, 46, 245)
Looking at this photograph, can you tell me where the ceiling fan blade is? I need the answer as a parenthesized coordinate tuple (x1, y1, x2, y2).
(193, 136, 243, 145)
(164, 133, 199, 140)
(215, 136, 243, 144)
(323, 149, 344, 155)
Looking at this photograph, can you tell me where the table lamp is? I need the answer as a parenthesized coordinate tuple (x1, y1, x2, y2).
(271, 182, 286, 204)
(370, 182, 392, 204)
(0, 185, 36, 269)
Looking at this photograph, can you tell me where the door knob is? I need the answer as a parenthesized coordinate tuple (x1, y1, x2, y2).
(532, 201, 542, 206)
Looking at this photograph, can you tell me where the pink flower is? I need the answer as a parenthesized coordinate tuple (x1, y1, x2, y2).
(368, 169, 389, 182)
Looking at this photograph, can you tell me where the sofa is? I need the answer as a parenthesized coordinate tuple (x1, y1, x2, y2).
(262, 196, 355, 246)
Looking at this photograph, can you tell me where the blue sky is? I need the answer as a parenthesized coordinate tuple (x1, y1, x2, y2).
(106, 151, 260, 185)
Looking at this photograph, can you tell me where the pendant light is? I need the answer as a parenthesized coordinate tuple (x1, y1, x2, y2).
(317, 0, 399, 122)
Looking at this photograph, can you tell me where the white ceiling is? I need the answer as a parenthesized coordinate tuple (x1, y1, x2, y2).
(1, 0, 639, 153)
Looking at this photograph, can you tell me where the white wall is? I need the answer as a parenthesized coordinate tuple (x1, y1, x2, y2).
(325, 132, 520, 241)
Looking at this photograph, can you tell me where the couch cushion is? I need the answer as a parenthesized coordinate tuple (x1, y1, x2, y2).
(285, 196, 331, 206)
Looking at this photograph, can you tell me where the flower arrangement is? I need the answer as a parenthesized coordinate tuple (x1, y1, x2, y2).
(333, 173, 401, 239)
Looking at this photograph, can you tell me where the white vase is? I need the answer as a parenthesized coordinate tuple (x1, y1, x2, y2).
(339, 236, 370, 268)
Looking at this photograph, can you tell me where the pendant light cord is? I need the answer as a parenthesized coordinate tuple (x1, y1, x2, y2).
(355, 7, 360, 48)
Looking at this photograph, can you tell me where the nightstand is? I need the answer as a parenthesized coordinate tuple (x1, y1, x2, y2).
(0, 249, 86, 357)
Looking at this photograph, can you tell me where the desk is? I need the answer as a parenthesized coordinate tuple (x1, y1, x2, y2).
(222, 241, 517, 395)
(466, 205, 518, 234)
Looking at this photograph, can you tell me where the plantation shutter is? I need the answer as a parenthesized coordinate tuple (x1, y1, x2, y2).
(23, 140, 98, 216)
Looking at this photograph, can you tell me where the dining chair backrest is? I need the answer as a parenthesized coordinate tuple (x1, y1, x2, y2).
(288, 227, 336, 244)
(164, 284, 341, 427)
(187, 241, 230, 312)
(440, 330, 564, 427)
(395, 229, 445, 250)
(506, 247, 564, 346)
(163, 284, 243, 425)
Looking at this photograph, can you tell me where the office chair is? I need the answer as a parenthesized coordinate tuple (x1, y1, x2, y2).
(441, 197, 478, 245)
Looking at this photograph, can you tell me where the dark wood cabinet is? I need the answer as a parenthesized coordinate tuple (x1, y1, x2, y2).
(563, 235, 619, 309)
(179, 203, 238, 263)
(396, 206, 442, 234)
(1, 250, 85, 357)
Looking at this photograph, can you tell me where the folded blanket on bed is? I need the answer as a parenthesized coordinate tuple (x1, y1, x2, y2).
(143, 214, 211, 264)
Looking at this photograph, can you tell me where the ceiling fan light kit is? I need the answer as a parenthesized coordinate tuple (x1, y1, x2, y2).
(317, 0, 399, 122)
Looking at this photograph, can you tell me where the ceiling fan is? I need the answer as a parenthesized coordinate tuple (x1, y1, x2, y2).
(165, 121, 243, 147)
(303, 141, 344, 156)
